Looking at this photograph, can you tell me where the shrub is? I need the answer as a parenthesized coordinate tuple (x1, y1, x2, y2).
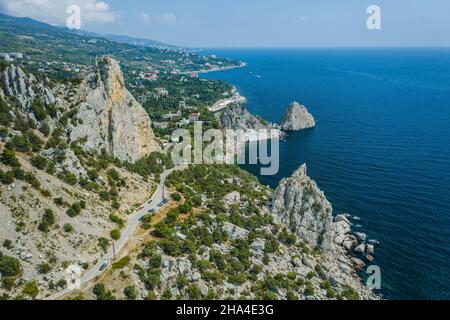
(63, 223, 74, 233)
(187, 284, 202, 300)
(112, 256, 130, 270)
(92, 283, 115, 300)
(341, 285, 360, 300)
(0, 253, 21, 277)
(65, 207, 76, 217)
(170, 193, 182, 201)
(110, 229, 121, 241)
(123, 285, 137, 300)
(159, 237, 181, 257)
(40, 189, 52, 198)
(66, 202, 83, 217)
(59, 172, 78, 186)
(30, 155, 48, 170)
(0, 170, 14, 185)
(109, 214, 124, 228)
(2, 240, 13, 250)
(25, 131, 43, 152)
(264, 235, 279, 254)
(53, 197, 64, 206)
(98, 237, 109, 252)
(6, 135, 31, 152)
(2, 276, 16, 291)
(304, 281, 315, 296)
(12, 167, 25, 180)
(144, 272, 161, 291)
(38, 209, 55, 233)
(176, 275, 189, 289)
(39, 123, 50, 137)
(1, 148, 20, 168)
(31, 99, 47, 121)
(263, 291, 278, 300)
(22, 280, 39, 299)
(24, 172, 40, 189)
(37, 263, 52, 274)
(0, 97, 12, 126)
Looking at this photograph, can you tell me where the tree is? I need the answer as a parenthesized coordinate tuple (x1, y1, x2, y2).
(30, 155, 48, 170)
(39, 123, 50, 137)
(31, 99, 47, 121)
(0, 97, 12, 126)
(22, 280, 39, 299)
(38, 209, 55, 233)
(0, 170, 14, 185)
(37, 263, 52, 274)
(123, 285, 137, 300)
(0, 253, 22, 277)
(2, 240, 12, 250)
(110, 229, 121, 241)
(170, 193, 181, 201)
(63, 223, 74, 233)
(92, 283, 115, 300)
(187, 284, 202, 300)
(7, 135, 31, 152)
(1, 148, 20, 168)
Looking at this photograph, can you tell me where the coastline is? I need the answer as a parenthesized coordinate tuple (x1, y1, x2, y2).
(197, 61, 247, 75)
(204, 56, 380, 300)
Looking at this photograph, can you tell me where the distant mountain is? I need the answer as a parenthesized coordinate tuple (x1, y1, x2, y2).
(0, 13, 67, 35)
(76, 30, 181, 51)
(0, 13, 180, 50)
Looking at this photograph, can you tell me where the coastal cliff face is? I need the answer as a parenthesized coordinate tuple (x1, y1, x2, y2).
(215, 102, 282, 142)
(216, 102, 269, 131)
(70, 57, 159, 163)
(280, 101, 315, 131)
(272, 164, 333, 251)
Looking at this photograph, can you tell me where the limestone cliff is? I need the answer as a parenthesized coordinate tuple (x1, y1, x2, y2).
(1, 64, 56, 116)
(280, 101, 315, 131)
(215, 102, 282, 142)
(70, 57, 159, 162)
(272, 164, 333, 251)
(216, 102, 268, 131)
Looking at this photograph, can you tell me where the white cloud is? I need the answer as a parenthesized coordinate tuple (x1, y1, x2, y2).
(156, 13, 178, 24)
(140, 12, 150, 25)
(140, 12, 192, 26)
(1, 0, 118, 26)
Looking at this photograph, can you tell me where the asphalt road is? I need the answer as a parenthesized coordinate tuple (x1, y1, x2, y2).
(46, 166, 180, 300)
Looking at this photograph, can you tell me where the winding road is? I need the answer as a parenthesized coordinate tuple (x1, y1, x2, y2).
(46, 166, 181, 300)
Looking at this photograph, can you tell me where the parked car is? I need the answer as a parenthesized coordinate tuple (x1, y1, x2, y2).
(99, 262, 108, 271)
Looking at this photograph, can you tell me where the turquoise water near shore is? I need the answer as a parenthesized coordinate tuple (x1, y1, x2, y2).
(201, 48, 450, 300)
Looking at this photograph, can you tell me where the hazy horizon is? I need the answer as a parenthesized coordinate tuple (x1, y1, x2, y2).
(1, 0, 449, 48)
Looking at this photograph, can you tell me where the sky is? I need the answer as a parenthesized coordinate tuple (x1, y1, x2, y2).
(1, 0, 449, 48)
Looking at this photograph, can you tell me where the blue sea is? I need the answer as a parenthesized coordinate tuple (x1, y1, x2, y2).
(201, 48, 450, 300)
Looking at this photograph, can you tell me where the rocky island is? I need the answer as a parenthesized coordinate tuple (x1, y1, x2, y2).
(280, 101, 316, 131)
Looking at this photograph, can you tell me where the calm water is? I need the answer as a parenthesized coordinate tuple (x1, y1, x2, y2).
(202, 48, 450, 300)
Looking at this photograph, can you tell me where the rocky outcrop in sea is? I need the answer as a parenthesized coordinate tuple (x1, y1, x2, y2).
(280, 101, 316, 131)
(272, 164, 334, 251)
